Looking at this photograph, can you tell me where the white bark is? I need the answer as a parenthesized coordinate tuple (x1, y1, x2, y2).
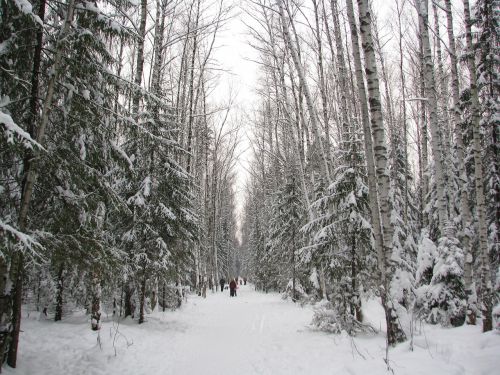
(417, 0, 449, 231)
(277, 0, 331, 182)
(355, 0, 406, 345)
(463, 0, 493, 332)
(395, 0, 409, 223)
(444, 0, 476, 325)
(345, 0, 385, 281)
(312, 0, 332, 165)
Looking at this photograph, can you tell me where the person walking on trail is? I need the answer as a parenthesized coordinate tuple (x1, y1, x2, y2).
(229, 278, 237, 297)
(219, 278, 225, 292)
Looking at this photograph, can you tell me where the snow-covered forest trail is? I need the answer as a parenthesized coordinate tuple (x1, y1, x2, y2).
(9, 285, 499, 375)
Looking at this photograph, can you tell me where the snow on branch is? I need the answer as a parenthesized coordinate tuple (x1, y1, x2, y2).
(13, 0, 43, 25)
(13, 0, 32, 15)
(0, 111, 45, 150)
(0, 219, 44, 259)
(110, 140, 134, 171)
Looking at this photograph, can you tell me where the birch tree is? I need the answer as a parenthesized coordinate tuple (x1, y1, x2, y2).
(355, 0, 407, 345)
(463, 0, 494, 333)
(443, 0, 477, 325)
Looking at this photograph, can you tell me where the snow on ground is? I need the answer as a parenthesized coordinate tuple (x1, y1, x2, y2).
(7, 285, 499, 375)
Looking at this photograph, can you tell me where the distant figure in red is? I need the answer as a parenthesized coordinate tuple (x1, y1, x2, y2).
(229, 278, 237, 297)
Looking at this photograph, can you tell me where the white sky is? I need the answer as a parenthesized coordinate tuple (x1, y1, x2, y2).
(212, 1, 259, 240)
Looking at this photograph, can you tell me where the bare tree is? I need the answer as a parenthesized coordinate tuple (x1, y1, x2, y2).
(354, 0, 406, 345)
(463, 0, 493, 333)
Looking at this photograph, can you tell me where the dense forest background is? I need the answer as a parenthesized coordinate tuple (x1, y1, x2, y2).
(0, 0, 498, 371)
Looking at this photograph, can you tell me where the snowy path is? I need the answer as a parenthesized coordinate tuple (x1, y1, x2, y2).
(9, 285, 500, 375)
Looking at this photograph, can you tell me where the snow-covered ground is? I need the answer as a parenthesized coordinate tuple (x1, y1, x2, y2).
(7, 285, 499, 375)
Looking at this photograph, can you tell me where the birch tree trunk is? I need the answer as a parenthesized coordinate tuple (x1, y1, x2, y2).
(444, 0, 476, 325)
(346, 0, 385, 288)
(124, 0, 147, 320)
(330, 0, 354, 140)
(312, 0, 332, 165)
(463, 0, 493, 333)
(417, 0, 449, 231)
(185, 0, 200, 174)
(355, 0, 406, 345)
(395, 0, 409, 224)
(151, 0, 167, 99)
(418, 37, 429, 228)
(277, 0, 331, 182)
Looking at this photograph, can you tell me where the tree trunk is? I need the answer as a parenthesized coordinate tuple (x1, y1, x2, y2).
(418, 36, 429, 228)
(395, 0, 409, 224)
(463, 0, 493, 332)
(162, 282, 166, 312)
(444, 0, 476, 325)
(432, 2, 452, 160)
(330, 0, 355, 141)
(54, 264, 64, 322)
(124, 282, 134, 318)
(139, 272, 146, 324)
(132, 0, 147, 118)
(417, 0, 449, 231)
(277, 0, 331, 182)
(185, 0, 201, 174)
(0, 258, 12, 368)
(5, 3, 70, 363)
(352, 232, 362, 321)
(312, 0, 332, 166)
(5, 3, 73, 367)
(346, 0, 385, 282)
(90, 273, 101, 331)
(355, 0, 406, 345)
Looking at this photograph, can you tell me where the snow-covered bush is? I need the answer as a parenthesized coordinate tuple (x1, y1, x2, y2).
(416, 234, 466, 327)
(311, 300, 344, 334)
(310, 299, 376, 335)
(282, 278, 308, 302)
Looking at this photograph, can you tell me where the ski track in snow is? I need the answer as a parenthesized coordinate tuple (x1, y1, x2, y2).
(7, 285, 500, 375)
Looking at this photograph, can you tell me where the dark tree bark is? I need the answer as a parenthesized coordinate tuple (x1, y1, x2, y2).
(90, 274, 101, 331)
(124, 282, 134, 318)
(139, 273, 146, 324)
(54, 264, 64, 322)
(6, 0, 47, 369)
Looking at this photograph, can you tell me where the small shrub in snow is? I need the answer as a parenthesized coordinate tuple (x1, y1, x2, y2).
(311, 300, 344, 334)
(310, 300, 376, 336)
(416, 234, 466, 327)
(282, 279, 307, 302)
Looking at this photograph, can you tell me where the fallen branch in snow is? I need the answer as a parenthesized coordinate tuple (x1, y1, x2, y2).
(383, 357, 395, 375)
(421, 322, 434, 359)
(110, 317, 133, 356)
(97, 329, 102, 350)
(349, 337, 366, 360)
